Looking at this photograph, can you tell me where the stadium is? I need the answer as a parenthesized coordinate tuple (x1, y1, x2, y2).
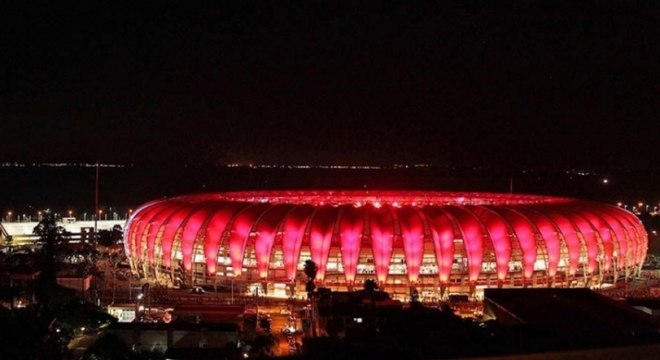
(124, 191, 647, 299)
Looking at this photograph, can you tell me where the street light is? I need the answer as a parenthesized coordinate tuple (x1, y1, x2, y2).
(6, 211, 12, 222)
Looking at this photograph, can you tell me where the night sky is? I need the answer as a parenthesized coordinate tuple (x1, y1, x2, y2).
(2, 2, 659, 170)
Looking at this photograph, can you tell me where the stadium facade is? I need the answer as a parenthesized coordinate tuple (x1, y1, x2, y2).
(124, 191, 647, 298)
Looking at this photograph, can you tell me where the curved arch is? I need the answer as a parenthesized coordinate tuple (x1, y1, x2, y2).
(338, 205, 366, 284)
(420, 206, 455, 283)
(370, 205, 396, 283)
(535, 207, 583, 276)
(572, 205, 615, 272)
(398, 206, 425, 283)
(468, 206, 513, 281)
(254, 204, 296, 279)
(592, 207, 631, 269)
(560, 208, 601, 274)
(513, 206, 565, 278)
(227, 204, 271, 277)
(129, 201, 172, 263)
(485, 206, 537, 279)
(282, 205, 316, 281)
(178, 203, 218, 271)
(124, 199, 165, 258)
(143, 202, 188, 268)
(442, 206, 484, 282)
(203, 202, 250, 275)
(160, 205, 203, 268)
(309, 206, 342, 281)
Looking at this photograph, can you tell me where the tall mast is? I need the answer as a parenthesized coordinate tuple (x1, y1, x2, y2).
(95, 161, 99, 241)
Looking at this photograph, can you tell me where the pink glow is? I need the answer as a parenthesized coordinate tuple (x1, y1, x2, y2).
(124, 191, 646, 287)
(421, 207, 455, 283)
(575, 208, 614, 272)
(561, 209, 599, 273)
(513, 207, 562, 277)
(398, 206, 425, 283)
(143, 204, 184, 266)
(488, 207, 537, 279)
(468, 206, 512, 280)
(614, 207, 648, 264)
(129, 201, 170, 261)
(203, 203, 247, 275)
(370, 206, 395, 283)
(593, 208, 629, 268)
(254, 205, 293, 279)
(179, 206, 215, 271)
(282, 206, 315, 281)
(228, 204, 269, 277)
(309, 206, 340, 281)
(443, 206, 484, 282)
(159, 207, 196, 268)
(339, 205, 365, 284)
(540, 209, 581, 275)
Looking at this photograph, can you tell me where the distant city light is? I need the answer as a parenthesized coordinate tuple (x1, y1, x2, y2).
(602, 178, 609, 184)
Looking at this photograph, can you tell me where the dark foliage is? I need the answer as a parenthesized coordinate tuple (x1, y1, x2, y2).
(98, 225, 123, 247)
(363, 279, 378, 293)
(303, 259, 318, 281)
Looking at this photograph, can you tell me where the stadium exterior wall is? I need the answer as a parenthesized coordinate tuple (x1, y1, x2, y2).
(124, 191, 647, 298)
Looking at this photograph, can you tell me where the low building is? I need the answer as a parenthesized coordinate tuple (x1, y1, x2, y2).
(1, 219, 124, 245)
(107, 303, 137, 323)
(483, 288, 660, 351)
(313, 289, 403, 337)
(56, 273, 92, 292)
(627, 298, 660, 317)
(108, 321, 239, 353)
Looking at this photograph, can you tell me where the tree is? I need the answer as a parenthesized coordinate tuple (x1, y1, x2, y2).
(33, 213, 71, 250)
(250, 334, 277, 358)
(259, 316, 272, 333)
(303, 260, 318, 300)
(106, 252, 122, 304)
(303, 259, 318, 280)
(363, 279, 378, 293)
(409, 286, 420, 304)
(98, 225, 123, 247)
(33, 213, 71, 306)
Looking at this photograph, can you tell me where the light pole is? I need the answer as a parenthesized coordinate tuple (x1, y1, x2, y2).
(94, 162, 99, 243)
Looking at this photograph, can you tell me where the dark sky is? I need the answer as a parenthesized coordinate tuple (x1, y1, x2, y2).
(2, 2, 659, 170)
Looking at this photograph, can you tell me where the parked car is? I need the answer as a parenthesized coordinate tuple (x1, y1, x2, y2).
(190, 286, 205, 294)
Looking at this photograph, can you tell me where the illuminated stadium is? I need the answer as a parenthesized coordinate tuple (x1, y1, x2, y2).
(124, 191, 647, 299)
